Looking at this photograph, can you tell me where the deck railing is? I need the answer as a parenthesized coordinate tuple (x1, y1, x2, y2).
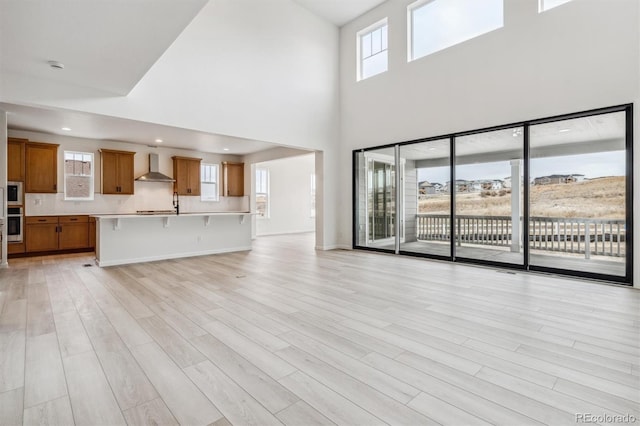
(416, 214, 626, 258)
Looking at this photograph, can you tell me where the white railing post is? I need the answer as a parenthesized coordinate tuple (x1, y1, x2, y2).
(584, 222, 591, 259)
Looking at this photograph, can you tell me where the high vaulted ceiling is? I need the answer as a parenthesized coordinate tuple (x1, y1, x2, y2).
(0, 0, 208, 96)
(292, 0, 387, 26)
(0, 0, 384, 154)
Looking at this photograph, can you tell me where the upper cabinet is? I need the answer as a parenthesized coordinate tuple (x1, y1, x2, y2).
(25, 142, 59, 193)
(172, 156, 201, 196)
(8, 138, 26, 181)
(100, 149, 135, 195)
(223, 161, 244, 196)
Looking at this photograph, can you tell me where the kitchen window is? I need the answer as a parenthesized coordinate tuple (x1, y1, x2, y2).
(64, 151, 94, 200)
(256, 168, 269, 218)
(201, 163, 219, 201)
(357, 19, 388, 81)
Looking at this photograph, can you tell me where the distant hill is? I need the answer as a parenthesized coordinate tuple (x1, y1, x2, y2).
(419, 176, 625, 219)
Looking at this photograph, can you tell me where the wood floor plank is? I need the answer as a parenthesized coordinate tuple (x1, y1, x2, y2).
(22, 396, 74, 426)
(0, 388, 23, 426)
(53, 310, 93, 358)
(362, 352, 544, 425)
(138, 315, 207, 368)
(184, 360, 283, 426)
(0, 331, 25, 393)
(0, 300, 27, 333)
(278, 371, 386, 426)
(269, 312, 372, 360)
(148, 302, 207, 339)
(191, 333, 299, 413)
(408, 391, 493, 426)
(214, 297, 291, 335)
(122, 398, 179, 426)
(63, 350, 126, 426)
(476, 367, 628, 417)
(553, 378, 640, 417)
(101, 306, 154, 348)
(279, 330, 420, 404)
(201, 321, 296, 380)
(90, 332, 159, 410)
(275, 345, 437, 425)
(24, 332, 67, 408)
(341, 318, 483, 376)
(207, 308, 289, 352)
(464, 338, 639, 401)
(131, 342, 222, 426)
(275, 400, 335, 426)
(26, 284, 55, 338)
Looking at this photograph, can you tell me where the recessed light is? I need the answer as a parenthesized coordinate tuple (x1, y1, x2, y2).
(61, 127, 71, 131)
(559, 129, 571, 133)
(48, 60, 65, 69)
(155, 139, 163, 143)
(223, 148, 229, 151)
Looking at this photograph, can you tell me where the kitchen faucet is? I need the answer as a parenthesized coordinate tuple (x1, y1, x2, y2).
(173, 191, 180, 215)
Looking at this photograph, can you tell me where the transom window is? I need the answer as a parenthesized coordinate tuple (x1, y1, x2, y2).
(408, 0, 503, 61)
(357, 19, 388, 81)
(539, 0, 573, 12)
(201, 163, 219, 201)
(64, 151, 94, 200)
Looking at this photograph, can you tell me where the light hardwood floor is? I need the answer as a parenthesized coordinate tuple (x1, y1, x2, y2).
(1, 233, 638, 426)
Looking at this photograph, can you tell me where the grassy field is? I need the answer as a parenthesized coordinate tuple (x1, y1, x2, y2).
(419, 176, 625, 219)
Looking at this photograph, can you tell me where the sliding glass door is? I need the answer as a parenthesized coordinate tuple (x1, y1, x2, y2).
(399, 139, 451, 258)
(529, 111, 628, 278)
(353, 104, 632, 284)
(454, 128, 524, 265)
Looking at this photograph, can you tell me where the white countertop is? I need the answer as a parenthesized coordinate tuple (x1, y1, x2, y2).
(92, 211, 253, 219)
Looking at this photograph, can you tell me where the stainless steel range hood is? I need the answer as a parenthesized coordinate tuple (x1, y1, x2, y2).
(136, 153, 175, 182)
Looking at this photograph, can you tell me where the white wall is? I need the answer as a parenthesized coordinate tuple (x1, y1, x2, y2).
(9, 130, 248, 216)
(255, 153, 316, 236)
(339, 0, 640, 285)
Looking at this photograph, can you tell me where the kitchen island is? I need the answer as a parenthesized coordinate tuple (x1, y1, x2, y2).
(92, 212, 253, 267)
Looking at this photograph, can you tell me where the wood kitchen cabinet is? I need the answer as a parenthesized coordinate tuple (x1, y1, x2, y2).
(172, 156, 201, 196)
(25, 142, 58, 193)
(101, 149, 135, 194)
(8, 138, 26, 182)
(25, 215, 90, 253)
(222, 161, 244, 196)
(89, 217, 96, 249)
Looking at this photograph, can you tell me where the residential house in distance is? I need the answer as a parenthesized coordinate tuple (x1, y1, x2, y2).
(534, 173, 586, 185)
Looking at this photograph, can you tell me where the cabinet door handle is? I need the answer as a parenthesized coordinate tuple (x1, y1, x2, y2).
(70, 218, 78, 221)
(38, 219, 46, 222)
(59, 226, 62, 233)
(54, 184, 57, 191)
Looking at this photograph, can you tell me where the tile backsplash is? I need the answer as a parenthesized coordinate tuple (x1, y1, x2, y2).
(25, 182, 248, 216)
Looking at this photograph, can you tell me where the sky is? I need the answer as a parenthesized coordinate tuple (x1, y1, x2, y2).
(417, 151, 626, 184)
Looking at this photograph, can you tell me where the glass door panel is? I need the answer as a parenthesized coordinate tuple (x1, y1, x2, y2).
(454, 128, 524, 265)
(399, 139, 451, 258)
(354, 148, 396, 251)
(529, 111, 627, 277)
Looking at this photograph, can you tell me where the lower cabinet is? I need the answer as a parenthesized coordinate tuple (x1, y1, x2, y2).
(26, 215, 92, 253)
